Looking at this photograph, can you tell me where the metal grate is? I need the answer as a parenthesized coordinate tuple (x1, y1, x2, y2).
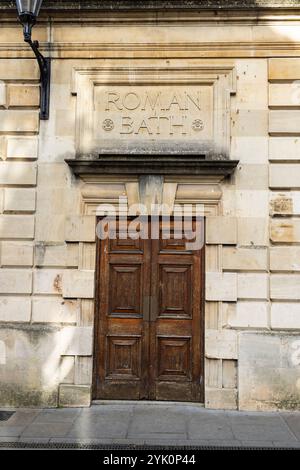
(0, 442, 296, 450)
(0, 411, 15, 422)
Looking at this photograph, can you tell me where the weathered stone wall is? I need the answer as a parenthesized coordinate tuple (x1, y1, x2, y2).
(0, 6, 300, 410)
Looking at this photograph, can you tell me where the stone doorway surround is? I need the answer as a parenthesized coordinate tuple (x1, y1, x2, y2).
(61, 163, 238, 409)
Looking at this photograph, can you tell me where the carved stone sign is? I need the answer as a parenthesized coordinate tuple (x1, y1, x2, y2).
(95, 86, 213, 142)
(73, 65, 236, 156)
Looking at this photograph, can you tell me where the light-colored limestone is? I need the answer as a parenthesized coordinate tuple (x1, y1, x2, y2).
(33, 270, 64, 295)
(271, 275, 300, 300)
(7, 85, 40, 108)
(0, 297, 31, 322)
(0, 215, 35, 239)
(65, 216, 96, 242)
(205, 389, 238, 411)
(205, 359, 222, 388)
(235, 164, 269, 190)
(270, 247, 300, 272)
(269, 137, 300, 162)
(59, 326, 93, 356)
(59, 384, 91, 408)
(75, 357, 93, 386)
(206, 272, 237, 302)
(0, 81, 6, 107)
(270, 164, 300, 189)
(0, 242, 33, 267)
(270, 192, 300, 216)
(35, 214, 66, 244)
(222, 360, 238, 390)
(269, 83, 300, 107)
(227, 301, 269, 329)
(35, 243, 79, 268)
(205, 330, 238, 360)
(239, 332, 300, 411)
(3, 188, 36, 213)
(0, 60, 39, 80)
(6, 137, 38, 160)
(62, 270, 95, 299)
(237, 217, 269, 246)
(237, 274, 269, 300)
(223, 247, 268, 272)
(0, 136, 6, 160)
(206, 217, 237, 245)
(0, 162, 37, 186)
(269, 110, 300, 135)
(269, 58, 300, 80)
(0, 110, 39, 133)
(32, 298, 79, 323)
(271, 303, 300, 330)
(235, 190, 269, 218)
(271, 219, 300, 243)
(0, 269, 32, 294)
(231, 137, 268, 164)
(59, 356, 75, 385)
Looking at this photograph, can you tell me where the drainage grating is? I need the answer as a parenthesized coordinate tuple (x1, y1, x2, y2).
(0, 411, 15, 422)
(0, 442, 297, 450)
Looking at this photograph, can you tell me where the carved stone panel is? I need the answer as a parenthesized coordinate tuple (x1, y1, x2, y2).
(72, 64, 236, 157)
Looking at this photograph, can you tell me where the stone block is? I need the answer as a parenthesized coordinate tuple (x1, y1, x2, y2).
(65, 216, 96, 242)
(0, 297, 31, 322)
(0, 136, 6, 160)
(269, 137, 300, 162)
(231, 137, 268, 164)
(237, 274, 269, 300)
(239, 332, 300, 411)
(38, 163, 72, 188)
(231, 110, 268, 138)
(270, 192, 300, 216)
(235, 190, 269, 218)
(0, 60, 39, 80)
(205, 330, 238, 360)
(3, 188, 36, 213)
(0, 162, 37, 185)
(0, 215, 35, 239)
(0, 325, 61, 407)
(270, 110, 300, 134)
(32, 298, 79, 323)
(35, 215, 65, 243)
(33, 270, 63, 295)
(59, 326, 93, 356)
(0, 242, 33, 267)
(0, 81, 6, 107)
(235, 164, 269, 190)
(0, 269, 32, 294)
(222, 360, 238, 389)
(271, 219, 300, 243)
(59, 385, 91, 408)
(205, 358, 222, 388)
(75, 357, 93, 385)
(269, 83, 300, 107)
(271, 275, 300, 300)
(35, 243, 79, 268)
(271, 303, 300, 330)
(206, 217, 237, 245)
(269, 58, 300, 80)
(227, 301, 269, 329)
(0, 110, 39, 133)
(206, 273, 237, 302)
(62, 270, 95, 299)
(270, 247, 300, 272)
(7, 85, 40, 108)
(237, 218, 269, 246)
(205, 389, 238, 411)
(270, 164, 300, 189)
(6, 137, 38, 160)
(223, 248, 268, 272)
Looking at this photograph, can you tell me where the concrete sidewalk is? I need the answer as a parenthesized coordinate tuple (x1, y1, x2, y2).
(0, 403, 300, 449)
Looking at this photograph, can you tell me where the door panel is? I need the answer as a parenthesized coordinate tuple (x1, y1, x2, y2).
(94, 218, 204, 402)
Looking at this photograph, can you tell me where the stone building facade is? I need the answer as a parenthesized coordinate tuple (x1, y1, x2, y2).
(0, 0, 300, 411)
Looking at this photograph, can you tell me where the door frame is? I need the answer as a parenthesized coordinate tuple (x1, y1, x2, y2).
(92, 215, 205, 402)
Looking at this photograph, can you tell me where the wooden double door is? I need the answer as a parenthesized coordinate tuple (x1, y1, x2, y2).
(93, 218, 205, 402)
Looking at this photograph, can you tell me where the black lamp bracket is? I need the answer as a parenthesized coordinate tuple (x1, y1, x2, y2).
(19, 12, 51, 120)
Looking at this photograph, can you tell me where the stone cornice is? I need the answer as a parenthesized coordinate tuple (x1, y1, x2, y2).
(1, 1, 300, 11)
